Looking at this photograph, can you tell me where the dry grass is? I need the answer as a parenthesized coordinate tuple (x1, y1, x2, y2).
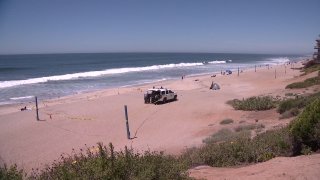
(220, 118, 234, 125)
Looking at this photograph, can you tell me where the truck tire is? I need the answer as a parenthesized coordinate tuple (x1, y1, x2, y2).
(163, 98, 167, 104)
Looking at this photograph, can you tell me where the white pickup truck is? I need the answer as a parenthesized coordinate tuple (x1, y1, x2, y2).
(144, 88, 177, 104)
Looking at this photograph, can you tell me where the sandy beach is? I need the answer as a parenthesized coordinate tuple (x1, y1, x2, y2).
(1, 61, 320, 179)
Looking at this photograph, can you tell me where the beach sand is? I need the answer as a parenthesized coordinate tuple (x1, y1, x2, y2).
(1, 61, 320, 179)
(189, 154, 320, 180)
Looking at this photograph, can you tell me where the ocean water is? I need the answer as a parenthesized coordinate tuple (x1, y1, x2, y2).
(0, 53, 305, 105)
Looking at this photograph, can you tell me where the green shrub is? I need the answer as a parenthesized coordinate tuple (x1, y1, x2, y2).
(285, 93, 294, 96)
(0, 164, 24, 180)
(302, 61, 320, 74)
(184, 127, 292, 167)
(290, 98, 320, 154)
(277, 92, 320, 114)
(279, 108, 300, 119)
(304, 60, 318, 68)
(285, 76, 320, 89)
(234, 124, 265, 132)
(227, 96, 276, 111)
(200, 136, 255, 167)
(253, 128, 292, 162)
(278, 98, 305, 114)
(202, 128, 250, 144)
(220, 118, 234, 125)
(30, 143, 191, 180)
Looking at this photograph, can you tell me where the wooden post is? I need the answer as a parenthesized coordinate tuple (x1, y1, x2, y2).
(255, 65, 256, 72)
(268, 64, 269, 70)
(124, 105, 131, 139)
(35, 96, 39, 121)
(238, 67, 239, 76)
(285, 66, 286, 74)
(275, 69, 277, 79)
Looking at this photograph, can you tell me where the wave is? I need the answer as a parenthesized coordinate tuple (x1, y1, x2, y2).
(120, 78, 168, 88)
(265, 57, 290, 65)
(0, 62, 204, 88)
(207, 60, 227, 64)
(10, 96, 34, 100)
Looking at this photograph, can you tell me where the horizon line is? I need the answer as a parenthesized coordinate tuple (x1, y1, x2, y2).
(0, 51, 311, 56)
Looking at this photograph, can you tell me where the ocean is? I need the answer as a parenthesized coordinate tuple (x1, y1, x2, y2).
(0, 53, 305, 105)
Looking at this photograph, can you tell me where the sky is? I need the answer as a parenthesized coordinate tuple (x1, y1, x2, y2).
(0, 0, 319, 55)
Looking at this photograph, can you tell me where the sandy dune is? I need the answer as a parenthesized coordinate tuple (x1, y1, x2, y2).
(1, 62, 319, 179)
(189, 154, 320, 180)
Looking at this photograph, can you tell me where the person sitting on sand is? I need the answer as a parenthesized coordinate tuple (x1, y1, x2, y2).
(20, 106, 27, 111)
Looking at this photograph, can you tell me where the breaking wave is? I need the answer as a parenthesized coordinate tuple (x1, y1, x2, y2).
(0, 62, 204, 88)
(10, 96, 34, 100)
(207, 60, 227, 64)
(265, 57, 291, 65)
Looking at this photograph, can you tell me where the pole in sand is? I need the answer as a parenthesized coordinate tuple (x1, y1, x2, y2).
(285, 66, 286, 74)
(255, 65, 256, 72)
(238, 67, 239, 76)
(35, 96, 39, 121)
(275, 69, 277, 79)
(124, 105, 131, 139)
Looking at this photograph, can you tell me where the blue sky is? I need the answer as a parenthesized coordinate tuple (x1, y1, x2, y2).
(0, 0, 319, 55)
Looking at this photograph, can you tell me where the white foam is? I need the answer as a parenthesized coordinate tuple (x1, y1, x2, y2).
(120, 78, 168, 88)
(207, 60, 227, 64)
(0, 62, 204, 89)
(10, 96, 34, 100)
(265, 57, 290, 65)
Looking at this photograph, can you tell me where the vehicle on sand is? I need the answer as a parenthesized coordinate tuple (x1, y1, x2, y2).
(144, 87, 177, 104)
